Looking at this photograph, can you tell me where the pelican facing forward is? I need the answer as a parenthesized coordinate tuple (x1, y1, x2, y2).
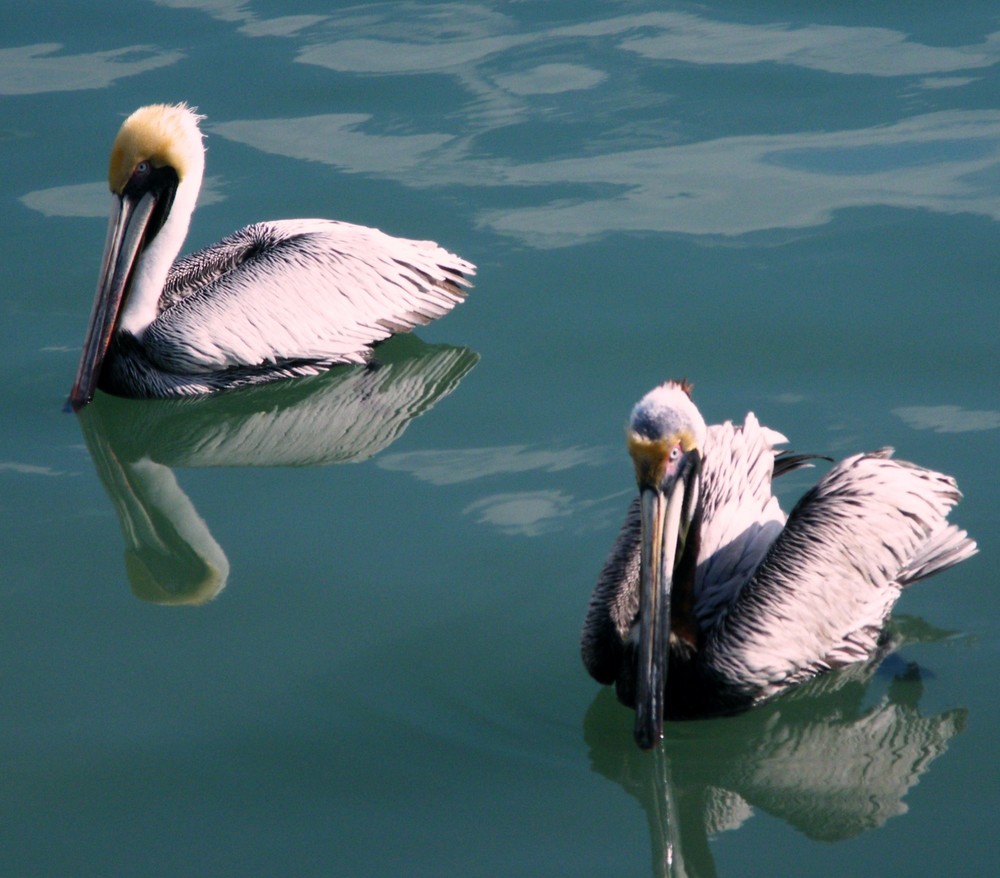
(67, 103, 474, 409)
(582, 380, 976, 749)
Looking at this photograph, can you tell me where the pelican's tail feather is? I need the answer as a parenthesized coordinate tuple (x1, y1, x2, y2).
(897, 525, 978, 587)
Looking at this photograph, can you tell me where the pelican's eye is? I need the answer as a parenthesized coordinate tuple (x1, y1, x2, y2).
(668, 444, 681, 463)
(132, 160, 152, 182)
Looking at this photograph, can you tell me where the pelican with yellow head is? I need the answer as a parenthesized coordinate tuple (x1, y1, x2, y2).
(68, 103, 474, 408)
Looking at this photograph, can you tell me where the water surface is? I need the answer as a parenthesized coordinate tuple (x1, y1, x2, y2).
(1, 2, 997, 876)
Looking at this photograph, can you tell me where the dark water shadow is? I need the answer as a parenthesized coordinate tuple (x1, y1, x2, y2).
(584, 619, 967, 878)
(76, 336, 478, 605)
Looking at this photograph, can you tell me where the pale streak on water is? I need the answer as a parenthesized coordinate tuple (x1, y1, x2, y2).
(1, 2, 998, 876)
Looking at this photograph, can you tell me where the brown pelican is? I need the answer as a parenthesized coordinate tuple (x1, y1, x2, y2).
(67, 103, 475, 410)
(581, 380, 977, 749)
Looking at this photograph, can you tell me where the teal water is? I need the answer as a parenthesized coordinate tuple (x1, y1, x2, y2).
(2, 2, 998, 875)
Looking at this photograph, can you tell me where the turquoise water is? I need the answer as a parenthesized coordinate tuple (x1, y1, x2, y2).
(2, 2, 998, 875)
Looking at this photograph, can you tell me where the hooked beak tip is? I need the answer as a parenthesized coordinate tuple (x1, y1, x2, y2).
(65, 393, 88, 413)
(66, 369, 99, 412)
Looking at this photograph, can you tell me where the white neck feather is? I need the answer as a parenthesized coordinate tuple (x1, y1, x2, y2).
(118, 163, 202, 338)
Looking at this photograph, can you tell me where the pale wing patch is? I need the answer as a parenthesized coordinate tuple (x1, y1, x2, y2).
(706, 451, 976, 699)
(147, 219, 474, 372)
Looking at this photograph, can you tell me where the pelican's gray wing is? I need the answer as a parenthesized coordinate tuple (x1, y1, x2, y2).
(146, 219, 474, 373)
(704, 450, 977, 703)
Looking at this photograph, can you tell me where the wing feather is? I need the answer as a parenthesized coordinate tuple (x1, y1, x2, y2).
(704, 450, 976, 701)
(145, 219, 474, 373)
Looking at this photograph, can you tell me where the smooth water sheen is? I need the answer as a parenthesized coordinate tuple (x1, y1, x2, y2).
(1, 3, 997, 876)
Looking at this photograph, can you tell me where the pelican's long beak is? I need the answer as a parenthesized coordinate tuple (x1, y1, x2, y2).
(634, 455, 699, 749)
(66, 191, 159, 411)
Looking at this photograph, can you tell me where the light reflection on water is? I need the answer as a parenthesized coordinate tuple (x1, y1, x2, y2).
(0, 42, 182, 95)
(2, 1, 997, 876)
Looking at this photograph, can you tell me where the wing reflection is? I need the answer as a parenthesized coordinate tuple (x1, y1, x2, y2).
(584, 622, 966, 878)
(77, 337, 478, 604)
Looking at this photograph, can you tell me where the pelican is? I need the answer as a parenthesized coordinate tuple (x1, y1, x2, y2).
(581, 380, 977, 749)
(67, 103, 475, 409)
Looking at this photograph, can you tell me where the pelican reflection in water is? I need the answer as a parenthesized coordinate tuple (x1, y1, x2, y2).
(582, 380, 976, 749)
(68, 103, 474, 409)
(584, 633, 967, 878)
(78, 338, 477, 604)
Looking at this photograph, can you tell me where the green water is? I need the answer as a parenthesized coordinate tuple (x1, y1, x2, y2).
(1, 2, 997, 876)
